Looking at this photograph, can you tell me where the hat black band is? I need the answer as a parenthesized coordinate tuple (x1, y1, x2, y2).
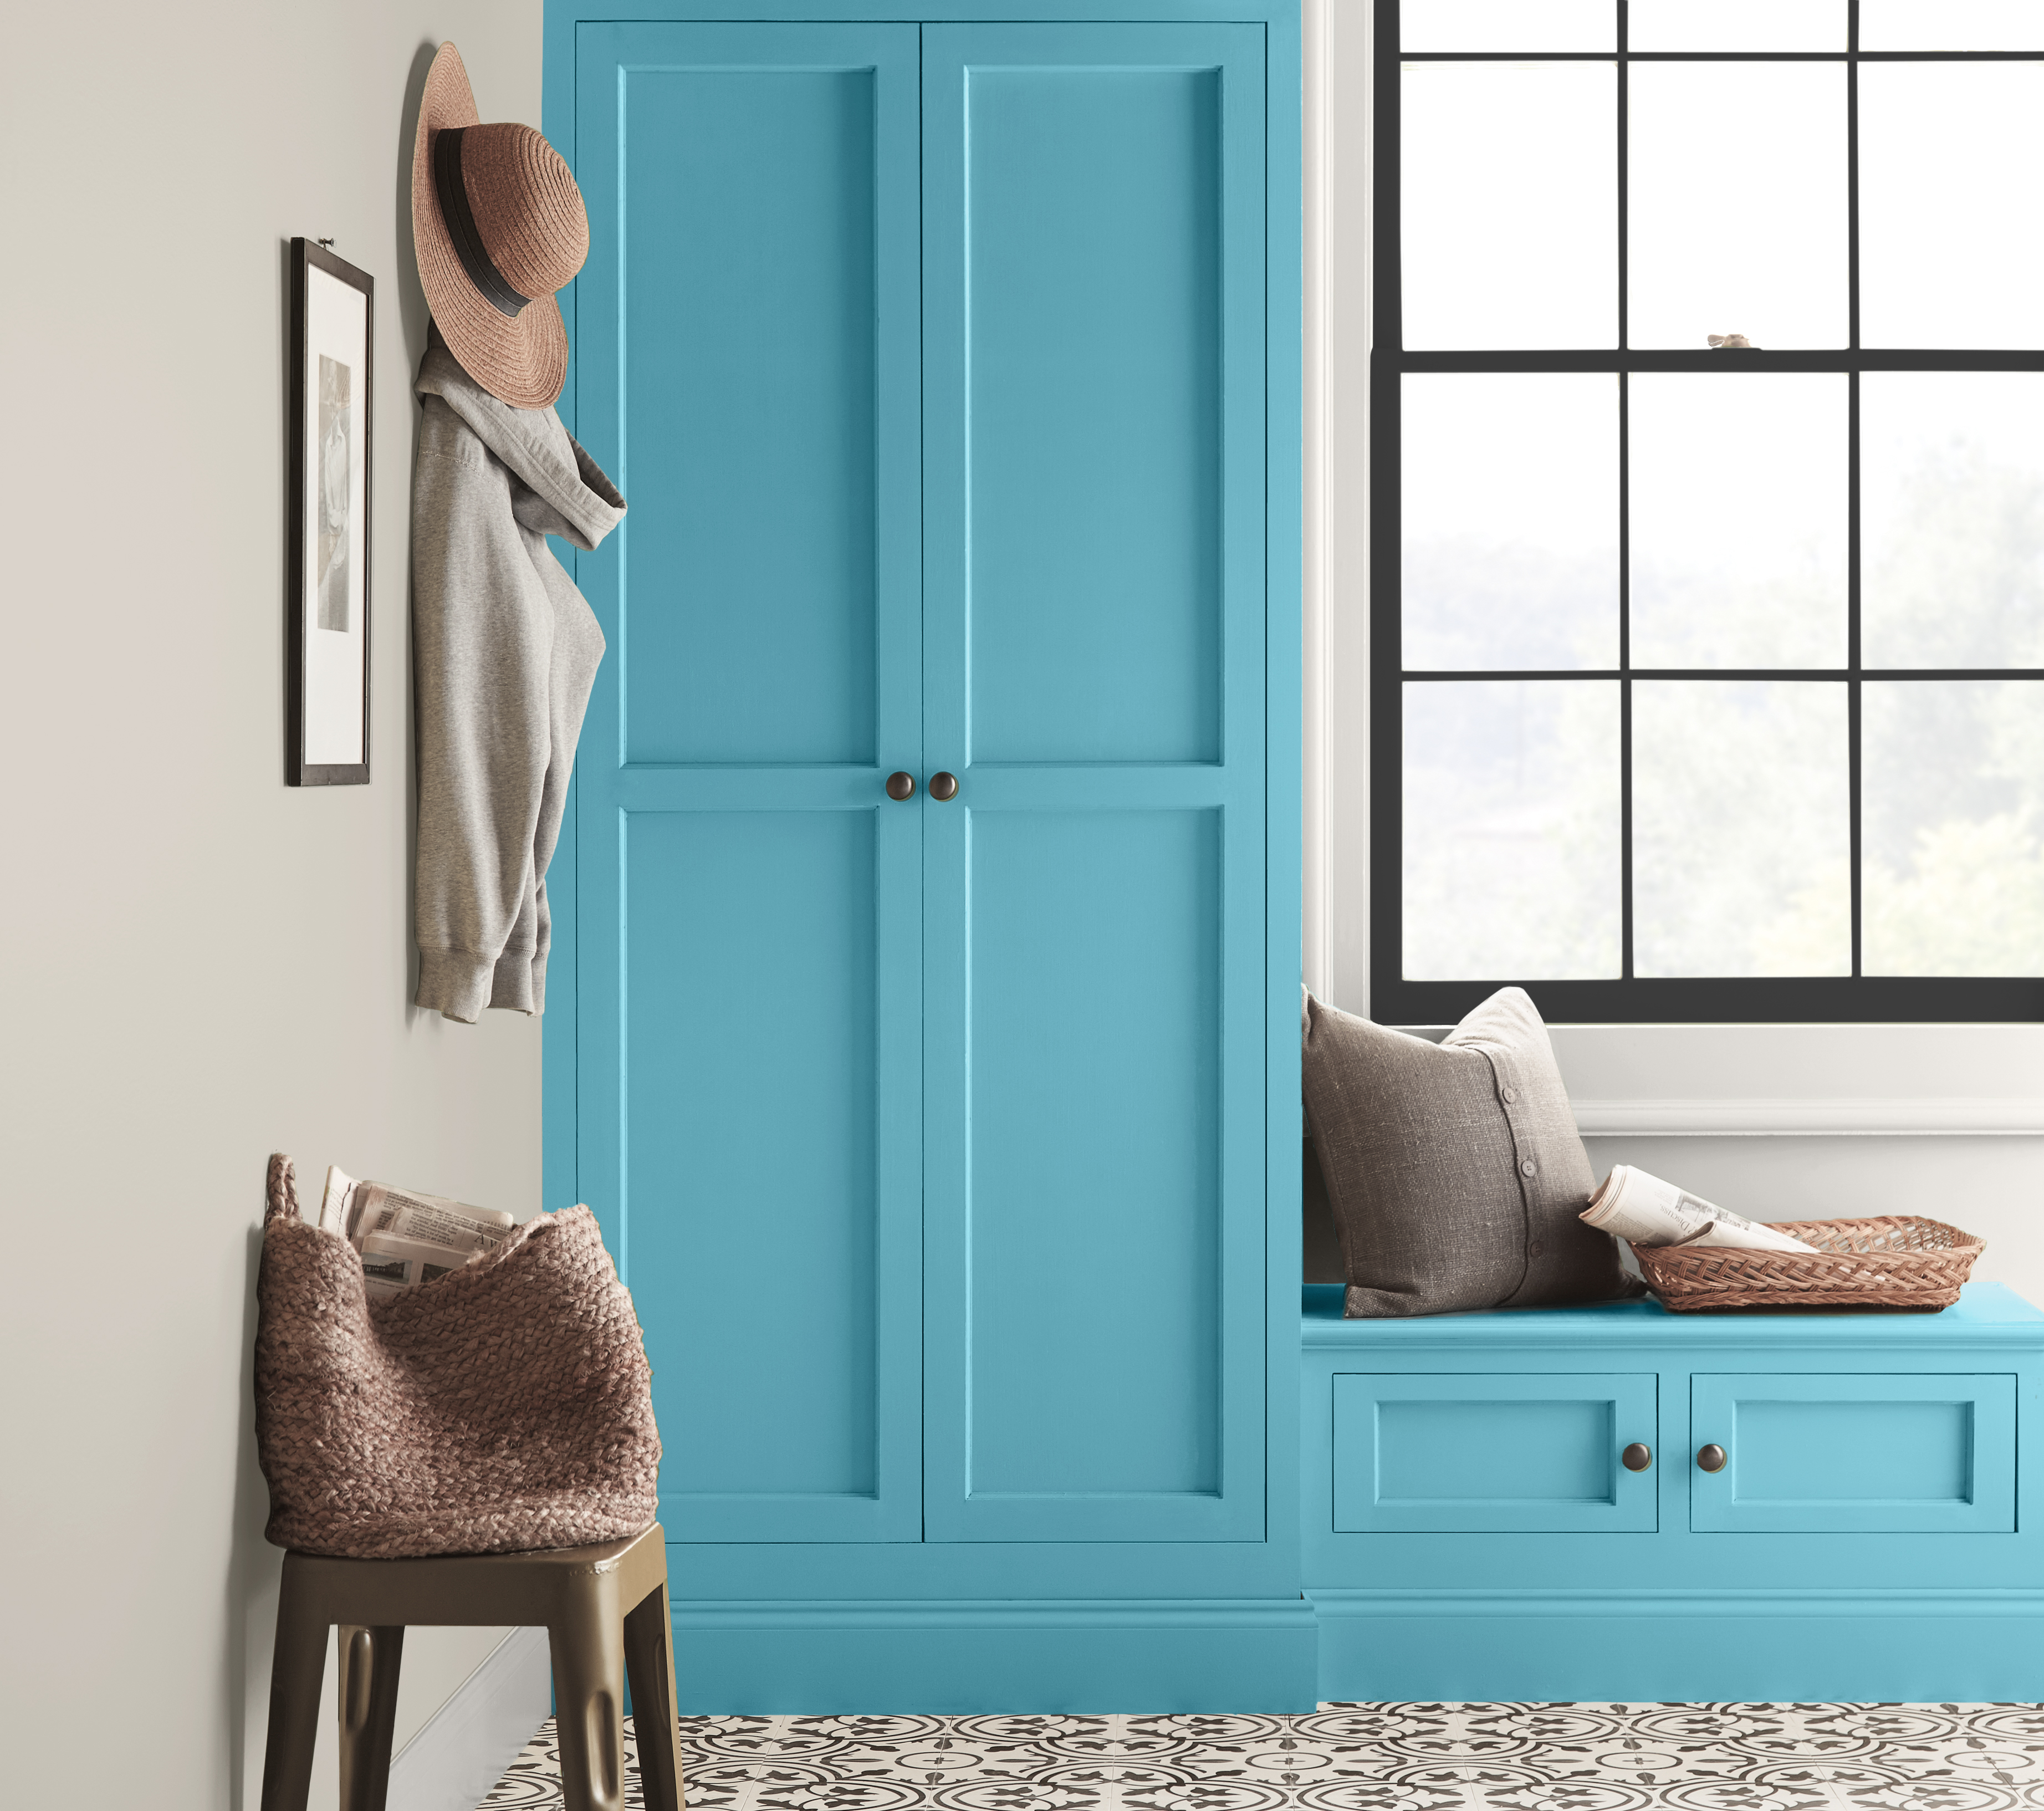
(433, 127, 532, 320)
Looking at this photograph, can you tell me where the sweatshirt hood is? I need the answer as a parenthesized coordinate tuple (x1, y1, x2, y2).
(416, 324, 626, 553)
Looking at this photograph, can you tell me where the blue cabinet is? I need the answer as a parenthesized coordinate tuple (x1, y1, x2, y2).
(1304, 1283, 2044, 1703)
(1333, 1373, 1659, 1533)
(547, 1, 1305, 1710)
(919, 21, 1269, 1547)
(570, 21, 927, 1549)
(1690, 1372, 2016, 1534)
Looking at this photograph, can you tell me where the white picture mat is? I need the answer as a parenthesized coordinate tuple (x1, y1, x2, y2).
(302, 263, 369, 767)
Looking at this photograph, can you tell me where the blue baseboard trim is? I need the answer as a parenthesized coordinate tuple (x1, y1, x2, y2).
(662, 1586, 2044, 1707)
(669, 1599, 1319, 1712)
(1311, 1589, 2044, 1702)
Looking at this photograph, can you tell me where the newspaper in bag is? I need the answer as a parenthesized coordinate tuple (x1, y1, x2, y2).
(316, 1165, 355, 1236)
(320, 1166, 517, 1302)
(1581, 1164, 1818, 1254)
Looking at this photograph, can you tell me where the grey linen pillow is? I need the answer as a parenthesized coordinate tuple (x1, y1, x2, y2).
(1301, 985, 1639, 1317)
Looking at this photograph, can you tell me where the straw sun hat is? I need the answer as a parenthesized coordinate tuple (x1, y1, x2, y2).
(410, 42, 587, 409)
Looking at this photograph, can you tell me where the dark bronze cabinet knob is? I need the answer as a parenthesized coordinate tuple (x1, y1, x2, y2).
(1696, 1443, 1728, 1473)
(886, 771, 916, 800)
(929, 771, 959, 800)
(1621, 1442, 1652, 1472)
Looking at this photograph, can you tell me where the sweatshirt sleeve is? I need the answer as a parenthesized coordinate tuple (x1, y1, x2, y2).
(411, 407, 555, 1022)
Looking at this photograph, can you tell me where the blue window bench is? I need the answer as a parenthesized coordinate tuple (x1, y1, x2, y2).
(1302, 1281, 2044, 1703)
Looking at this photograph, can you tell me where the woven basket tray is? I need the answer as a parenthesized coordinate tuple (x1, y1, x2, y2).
(1632, 1215, 1984, 1313)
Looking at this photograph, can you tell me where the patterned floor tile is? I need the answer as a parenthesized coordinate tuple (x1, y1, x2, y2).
(477, 1705, 2044, 1811)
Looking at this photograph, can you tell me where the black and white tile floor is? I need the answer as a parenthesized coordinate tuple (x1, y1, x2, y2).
(479, 1703, 2044, 1809)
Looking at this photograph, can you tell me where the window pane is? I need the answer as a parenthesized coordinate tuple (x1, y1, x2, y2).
(1866, 682, 2044, 976)
(1402, 62, 1617, 350)
(1403, 681, 1622, 980)
(1401, 0, 1614, 51)
(1628, 373, 1847, 669)
(1404, 374, 1619, 670)
(1863, 374, 2044, 670)
(1862, 0, 2044, 50)
(1861, 65, 2044, 349)
(1629, 0, 1843, 52)
(1633, 681, 1851, 976)
(1628, 63, 1847, 350)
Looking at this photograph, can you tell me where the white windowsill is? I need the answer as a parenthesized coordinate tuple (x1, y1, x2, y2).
(1383, 1021, 2044, 1135)
(1568, 1096, 2044, 1136)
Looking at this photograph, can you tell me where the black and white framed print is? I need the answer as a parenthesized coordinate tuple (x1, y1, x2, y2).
(287, 237, 373, 785)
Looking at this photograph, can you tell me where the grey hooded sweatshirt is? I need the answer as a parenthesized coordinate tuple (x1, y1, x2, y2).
(412, 325, 624, 1022)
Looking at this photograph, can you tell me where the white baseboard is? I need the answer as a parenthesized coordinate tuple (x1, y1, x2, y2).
(388, 1626, 550, 1811)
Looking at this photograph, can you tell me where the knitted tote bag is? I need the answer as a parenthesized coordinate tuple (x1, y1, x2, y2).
(254, 1154, 661, 1558)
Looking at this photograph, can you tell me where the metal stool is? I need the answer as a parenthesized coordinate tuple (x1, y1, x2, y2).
(258, 1522, 684, 1811)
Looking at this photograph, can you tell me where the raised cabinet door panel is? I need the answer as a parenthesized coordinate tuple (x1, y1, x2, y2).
(921, 24, 1269, 1544)
(1690, 1373, 2016, 1534)
(1333, 1374, 1660, 1534)
(949, 57, 1226, 766)
(573, 23, 924, 1542)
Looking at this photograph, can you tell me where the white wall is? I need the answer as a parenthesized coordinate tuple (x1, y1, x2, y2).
(0, 3, 544, 1804)
(1306, 1, 2044, 1299)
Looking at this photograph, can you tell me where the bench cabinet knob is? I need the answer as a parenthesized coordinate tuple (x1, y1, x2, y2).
(1696, 1443, 1729, 1473)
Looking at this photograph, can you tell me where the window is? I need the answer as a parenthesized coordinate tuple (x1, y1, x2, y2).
(1372, 0, 2044, 1024)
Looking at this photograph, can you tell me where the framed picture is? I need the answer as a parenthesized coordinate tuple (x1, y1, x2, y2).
(287, 238, 373, 785)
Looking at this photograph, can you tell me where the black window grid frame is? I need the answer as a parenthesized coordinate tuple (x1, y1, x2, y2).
(1370, 0, 2044, 1025)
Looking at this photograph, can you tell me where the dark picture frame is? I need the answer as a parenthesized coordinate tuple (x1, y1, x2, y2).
(287, 237, 374, 786)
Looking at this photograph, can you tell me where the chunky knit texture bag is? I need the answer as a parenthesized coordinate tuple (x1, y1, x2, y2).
(254, 1153, 661, 1558)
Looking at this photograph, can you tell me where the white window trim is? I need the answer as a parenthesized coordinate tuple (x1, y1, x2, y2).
(1300, 0, 2044, 1124)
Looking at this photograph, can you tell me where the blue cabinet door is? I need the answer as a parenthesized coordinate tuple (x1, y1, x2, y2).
(571, 23, 925, 1542)
(1332, 1373, 1660, 1533)
(920, 23, 1270, 1543)
(1690, 1373, 2016, 1533)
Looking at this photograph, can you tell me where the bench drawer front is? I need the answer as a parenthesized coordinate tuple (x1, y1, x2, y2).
(1333, 1373, 1659, 1532)
(1690, 1373, 2016, 1533)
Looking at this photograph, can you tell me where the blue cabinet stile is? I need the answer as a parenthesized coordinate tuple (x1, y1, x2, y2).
(546, 1, 1309, 1712)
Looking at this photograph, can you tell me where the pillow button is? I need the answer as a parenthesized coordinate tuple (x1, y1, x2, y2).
(1528, 1241, 1545, 1257)
(1519, 1159, 1536, 1177)
(1501, 1086, 1518, 1104)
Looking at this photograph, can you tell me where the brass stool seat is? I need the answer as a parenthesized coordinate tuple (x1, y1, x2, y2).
(259, 1522, 683, 1811)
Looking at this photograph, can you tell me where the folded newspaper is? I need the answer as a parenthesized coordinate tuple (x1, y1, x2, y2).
(317, 1166, 517, 1302)
(1581, 1164, 1819, 1254)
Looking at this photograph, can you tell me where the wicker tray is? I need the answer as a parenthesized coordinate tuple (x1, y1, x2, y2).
(1632, 1215, 1985, 1313)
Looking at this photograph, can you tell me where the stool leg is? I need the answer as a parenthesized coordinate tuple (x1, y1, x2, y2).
(259, 1562, 328, 1811)
(623, 1573, 686, 1810)
(550, 1569, 626, 1811)
(338, 1624, 406, 1811)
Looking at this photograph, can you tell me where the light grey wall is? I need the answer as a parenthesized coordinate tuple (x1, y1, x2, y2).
(0, 3, 545, 1803)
